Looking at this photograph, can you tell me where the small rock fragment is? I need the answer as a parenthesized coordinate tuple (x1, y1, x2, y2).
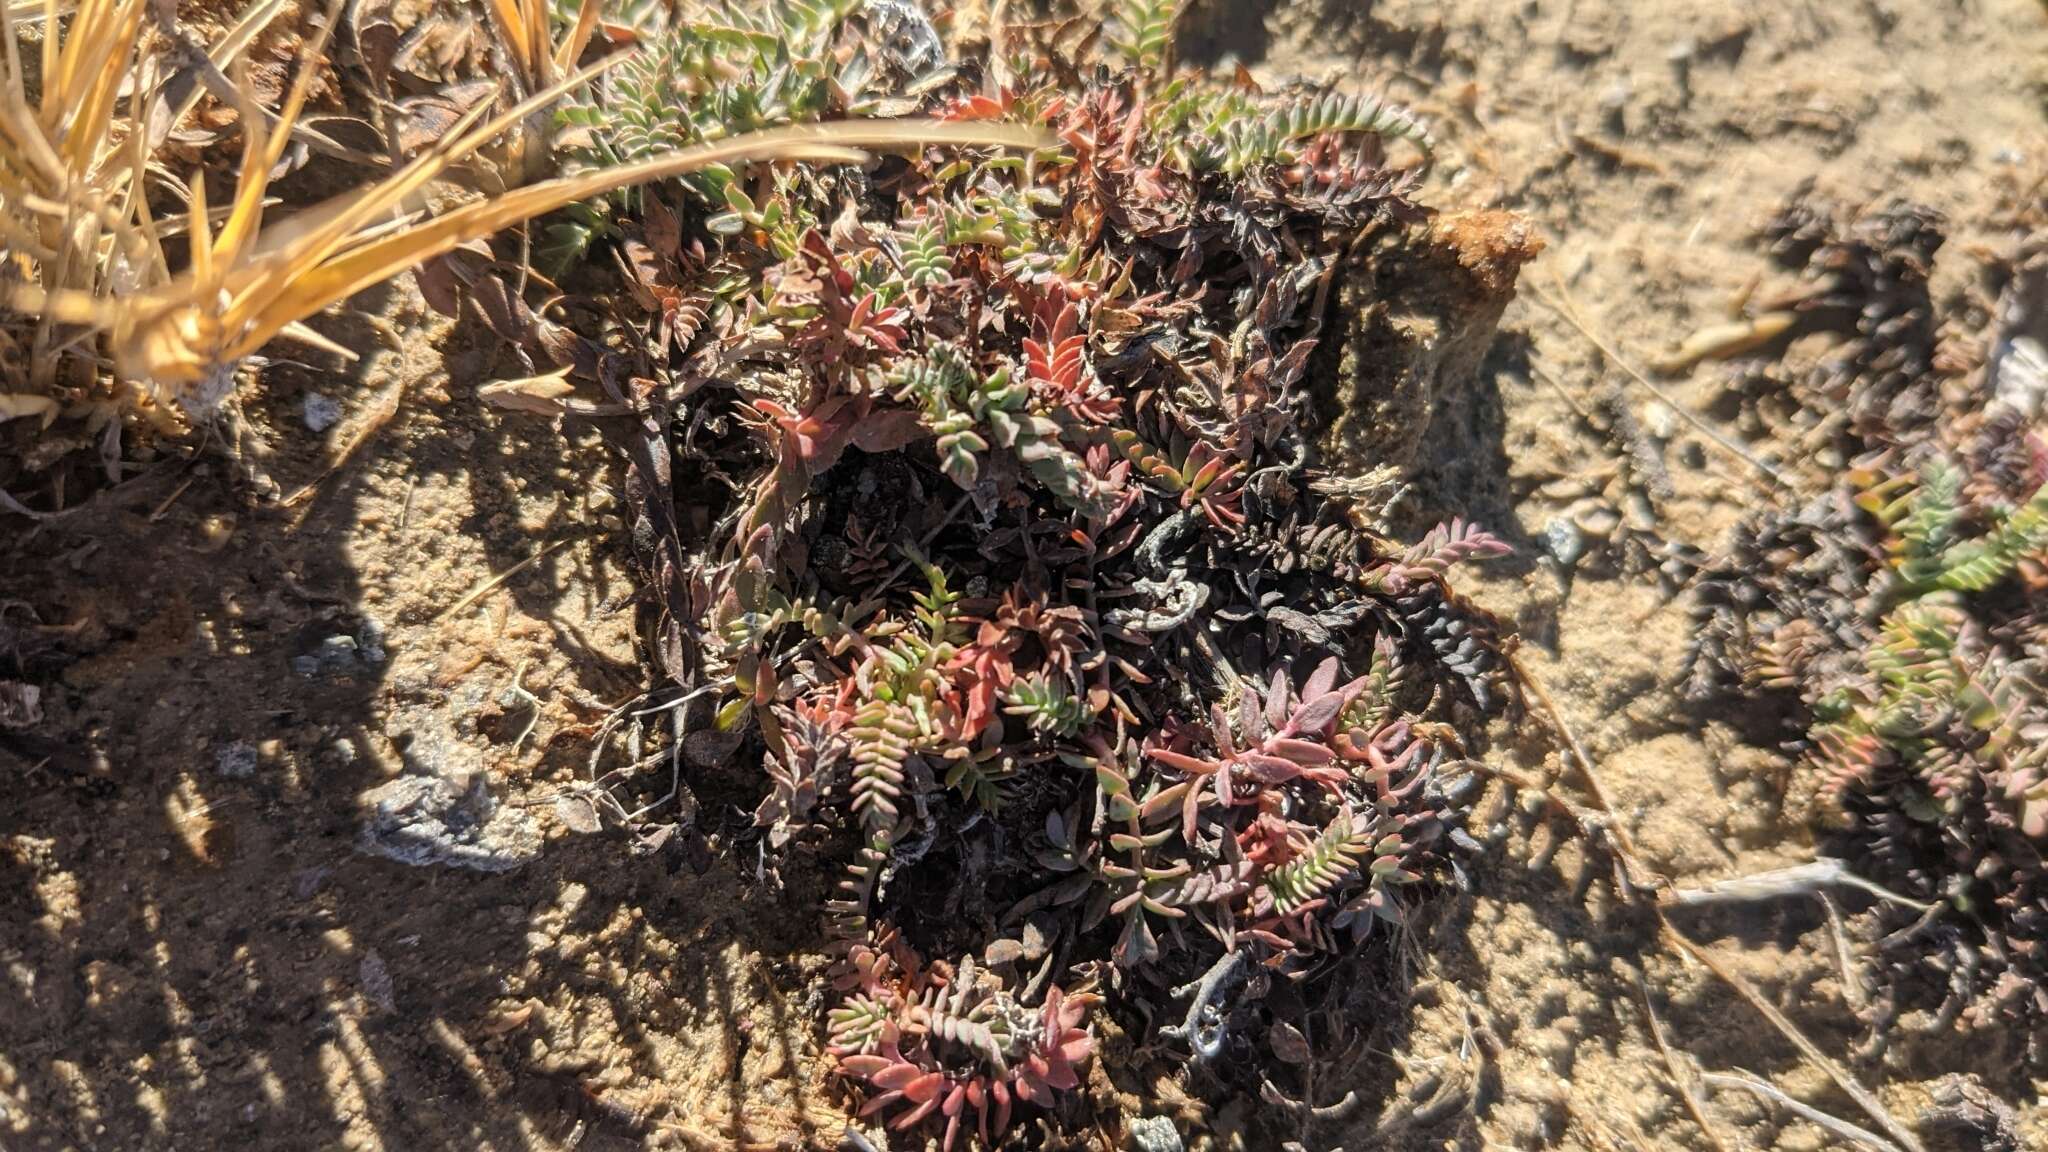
(1544, 516, 1587, 568)
(214, 741, 259, 780)
(358, 772, 542, 873)
(302, 393, 343, 432)
(1126, 1115, 1183, 1152)
(292, 618, 388, 678)
(0, 681, 41, 729)
(359, 949, 397, 1014)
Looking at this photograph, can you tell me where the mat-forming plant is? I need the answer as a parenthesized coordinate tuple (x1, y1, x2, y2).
(475, 1, 1513, 1144)
(1690, 196, 2047, 1063)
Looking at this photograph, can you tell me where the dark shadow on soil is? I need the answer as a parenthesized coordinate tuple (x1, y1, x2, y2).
(1399, 328, 1535, 565)
(1362, 317, 2045, 1147)
(0, 284, 785, 1150)
(1178, 0, 1277, 69)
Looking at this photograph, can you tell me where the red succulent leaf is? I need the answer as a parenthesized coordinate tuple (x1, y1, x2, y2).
(1240, 751, 1308, 778)
(1267, 737, 1335, 765)
(938, 92, 1011, 120)
(838, 1054, 893, 1077)
(1302, 656, 1339, 702)
(1058, 1033, 1092, 1064)
(893, 1090, 944, 1128)
(871, 1062, 926, 1091)
(1148, 746, 1218, 775)
(1015, 1059, 1052, 1105)
(1139, 780, 1192, 821)
(1115, 910, 1159, 967)
(1288, 692, 1347, 734)
(849, 409, 927, 456)
(1264, 668, 1290, 728)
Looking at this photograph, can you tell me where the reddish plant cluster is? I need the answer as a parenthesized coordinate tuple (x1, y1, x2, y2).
(435, 1, 1511, 1143)
(828, 936, 1096, 1148)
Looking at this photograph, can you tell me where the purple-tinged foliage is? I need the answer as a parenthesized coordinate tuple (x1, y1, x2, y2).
(450, 0, 1514, 1141)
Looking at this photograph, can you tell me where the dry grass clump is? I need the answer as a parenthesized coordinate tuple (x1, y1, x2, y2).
(0, 0, 1034, 511)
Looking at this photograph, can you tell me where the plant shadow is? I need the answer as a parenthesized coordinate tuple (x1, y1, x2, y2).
(0, 285, 818, 1151)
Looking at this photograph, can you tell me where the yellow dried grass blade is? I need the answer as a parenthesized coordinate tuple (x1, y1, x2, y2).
(181, 53, 617, 364)
(214, 59, 276, 267)
(485, 0, 534, 85)
(0, 98, 65, 192)
(0, 208, 57, 261)
(554, 0, 604, 81)
(235, 120, 1050, 358)
(52, 0, 145, 174)
(0, 0, 62, 190)
(260, 0, 345, 179)
(54, 0, 134, 117)
(117, 108, 168, 286)
(188, 172, 213, 286)
(231, 51, 619, 301)
(3, 0, 68, 22)
(1, 281, 100, 324)
(50, 0, 105, 98)
(0, 0, 26, 108)
(163, 0, 292, 136)
(242, 141, 864, 357)
(276, 319, 358, 361)
(522, 0, 548, 83)
(37, 0, 58, 110)
(131, 314, 212, 383)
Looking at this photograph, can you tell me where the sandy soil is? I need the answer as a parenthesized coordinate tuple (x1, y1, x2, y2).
(4, 2, 2046, 1150)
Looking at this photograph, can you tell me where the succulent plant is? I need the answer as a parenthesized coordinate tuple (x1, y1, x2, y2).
(1689, 194, 2048, 1061)
(417, 0, 1510, 1141)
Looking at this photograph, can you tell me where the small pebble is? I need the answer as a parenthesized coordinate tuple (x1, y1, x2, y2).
(1621, 491, 1658, 532)
(1127, 1116, 1184, 1152)
(293, 619, 388, 678)
(359, 949, 396, 1014)
(302, 393, 343, 433)
(196, 513, 236, 552)
(1572, 503, 1622, 539)
(215, 741, 258, 780)
(1544, 516, 1587, 568)
(293, 636, 361, 677)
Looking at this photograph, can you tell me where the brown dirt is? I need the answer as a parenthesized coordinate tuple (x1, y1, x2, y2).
(5, 2, 2048, 1151)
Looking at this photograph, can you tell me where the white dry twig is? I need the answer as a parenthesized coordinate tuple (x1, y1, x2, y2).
(1702, 1069, 1908, 1152)
(1664, 858, 1934, 912)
